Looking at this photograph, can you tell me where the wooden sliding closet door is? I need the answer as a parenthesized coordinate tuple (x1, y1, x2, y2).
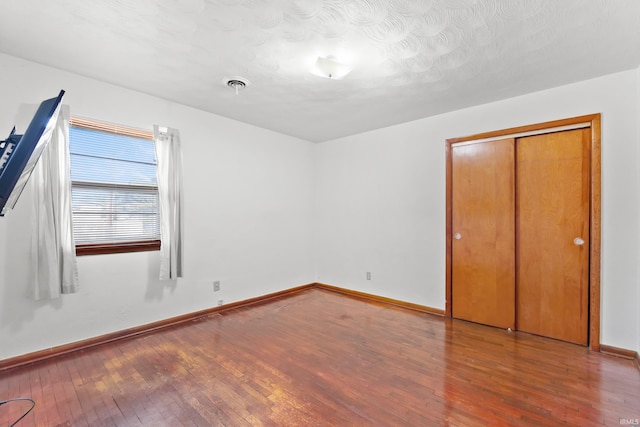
(451, 139, 515, 329)
(516, 129, 590, 345)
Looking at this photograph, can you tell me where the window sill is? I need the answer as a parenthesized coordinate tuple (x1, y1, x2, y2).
(76, 240, 161, 256)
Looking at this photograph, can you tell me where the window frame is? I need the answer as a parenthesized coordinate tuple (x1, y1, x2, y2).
(69, 117, 160, 256)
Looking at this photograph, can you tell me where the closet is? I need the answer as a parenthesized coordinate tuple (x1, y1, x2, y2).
(445, 116, 600, 348)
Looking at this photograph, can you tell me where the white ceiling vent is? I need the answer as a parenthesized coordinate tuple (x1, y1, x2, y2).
(224, 76, 251, 95)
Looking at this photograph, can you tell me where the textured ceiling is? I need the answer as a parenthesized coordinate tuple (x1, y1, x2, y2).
(1, 0, 640, 142)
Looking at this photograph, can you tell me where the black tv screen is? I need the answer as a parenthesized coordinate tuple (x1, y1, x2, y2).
(0, 90, 65, 216)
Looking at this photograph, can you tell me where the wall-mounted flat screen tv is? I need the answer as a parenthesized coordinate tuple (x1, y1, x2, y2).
(0, 90, 65, 216)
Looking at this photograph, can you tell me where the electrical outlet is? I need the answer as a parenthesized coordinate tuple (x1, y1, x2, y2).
(217, 299, 224, 306)
(213, 281, 220, 292)
(366, 272, 371, 280)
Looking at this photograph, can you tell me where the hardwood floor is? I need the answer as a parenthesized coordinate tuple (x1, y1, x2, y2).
(1, 288, 638, 426)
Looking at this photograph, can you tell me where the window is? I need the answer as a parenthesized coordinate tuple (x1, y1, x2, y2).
(69, 117, 160, 255)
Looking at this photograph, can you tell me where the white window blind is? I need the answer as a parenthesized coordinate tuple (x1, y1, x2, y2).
(69, 119, 160, 245)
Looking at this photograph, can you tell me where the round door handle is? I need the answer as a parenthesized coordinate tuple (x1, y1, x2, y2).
(454, 233, 462, 240)
(574, 237, 585, 246)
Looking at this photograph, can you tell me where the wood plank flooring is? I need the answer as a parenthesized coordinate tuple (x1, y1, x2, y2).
(1, 288, 638, 426)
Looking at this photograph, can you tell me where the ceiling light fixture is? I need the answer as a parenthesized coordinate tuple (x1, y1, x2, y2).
(311, 56, 352, 80)
(224, 76, 251, 95)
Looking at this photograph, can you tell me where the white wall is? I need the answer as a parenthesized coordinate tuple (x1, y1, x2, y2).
(0, 53, 315, 360)
(637, 66, 640, 356)
(314, 69, 640, 352)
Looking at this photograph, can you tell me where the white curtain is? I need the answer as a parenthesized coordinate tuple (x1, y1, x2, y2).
(31, 105, 79, 299)
(154, 125, 184, 280)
